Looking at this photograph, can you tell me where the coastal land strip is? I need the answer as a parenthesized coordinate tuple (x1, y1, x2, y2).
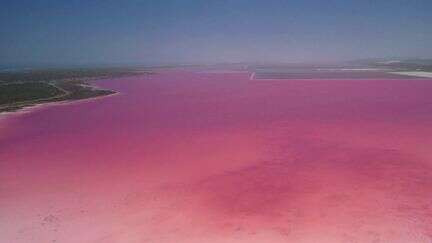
(0, 67, 150, 113)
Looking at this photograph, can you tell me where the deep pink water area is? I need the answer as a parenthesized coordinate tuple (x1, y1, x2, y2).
(2, 70, 432, 242)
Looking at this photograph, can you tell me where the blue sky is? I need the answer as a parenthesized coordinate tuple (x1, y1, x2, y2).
(1, 0, 432, 66)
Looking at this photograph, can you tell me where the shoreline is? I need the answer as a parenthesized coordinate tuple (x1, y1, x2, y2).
(0, 73, 124, 121)
(0, 90, 120, 122)
(390, 71, 432, 78)
(0, 70, 150, 117)
(249, 71, 432, 81)
(0, 70, 150, 119)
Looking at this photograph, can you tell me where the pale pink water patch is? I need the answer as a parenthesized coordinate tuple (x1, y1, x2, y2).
(1, 70, 432, 242)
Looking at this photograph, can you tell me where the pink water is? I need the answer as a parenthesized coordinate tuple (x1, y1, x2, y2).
(2, 70, 432, 242)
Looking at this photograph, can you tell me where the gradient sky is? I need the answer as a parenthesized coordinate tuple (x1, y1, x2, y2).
(1, 0, 432, 66)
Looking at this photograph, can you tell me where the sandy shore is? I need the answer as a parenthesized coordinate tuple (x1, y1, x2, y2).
(0, 91, 119, 123)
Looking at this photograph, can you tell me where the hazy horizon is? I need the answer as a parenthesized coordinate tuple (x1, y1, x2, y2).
(1, 0, 432, 66)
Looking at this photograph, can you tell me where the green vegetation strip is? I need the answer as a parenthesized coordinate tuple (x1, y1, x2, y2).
(0, 67, 151, 113)
(0, 82, 65, 105)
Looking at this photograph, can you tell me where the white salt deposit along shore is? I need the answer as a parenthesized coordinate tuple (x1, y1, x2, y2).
(391, 71, 432, 78)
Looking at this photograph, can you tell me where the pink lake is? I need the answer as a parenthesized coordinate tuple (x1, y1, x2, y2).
(2, 70, 432, 242)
